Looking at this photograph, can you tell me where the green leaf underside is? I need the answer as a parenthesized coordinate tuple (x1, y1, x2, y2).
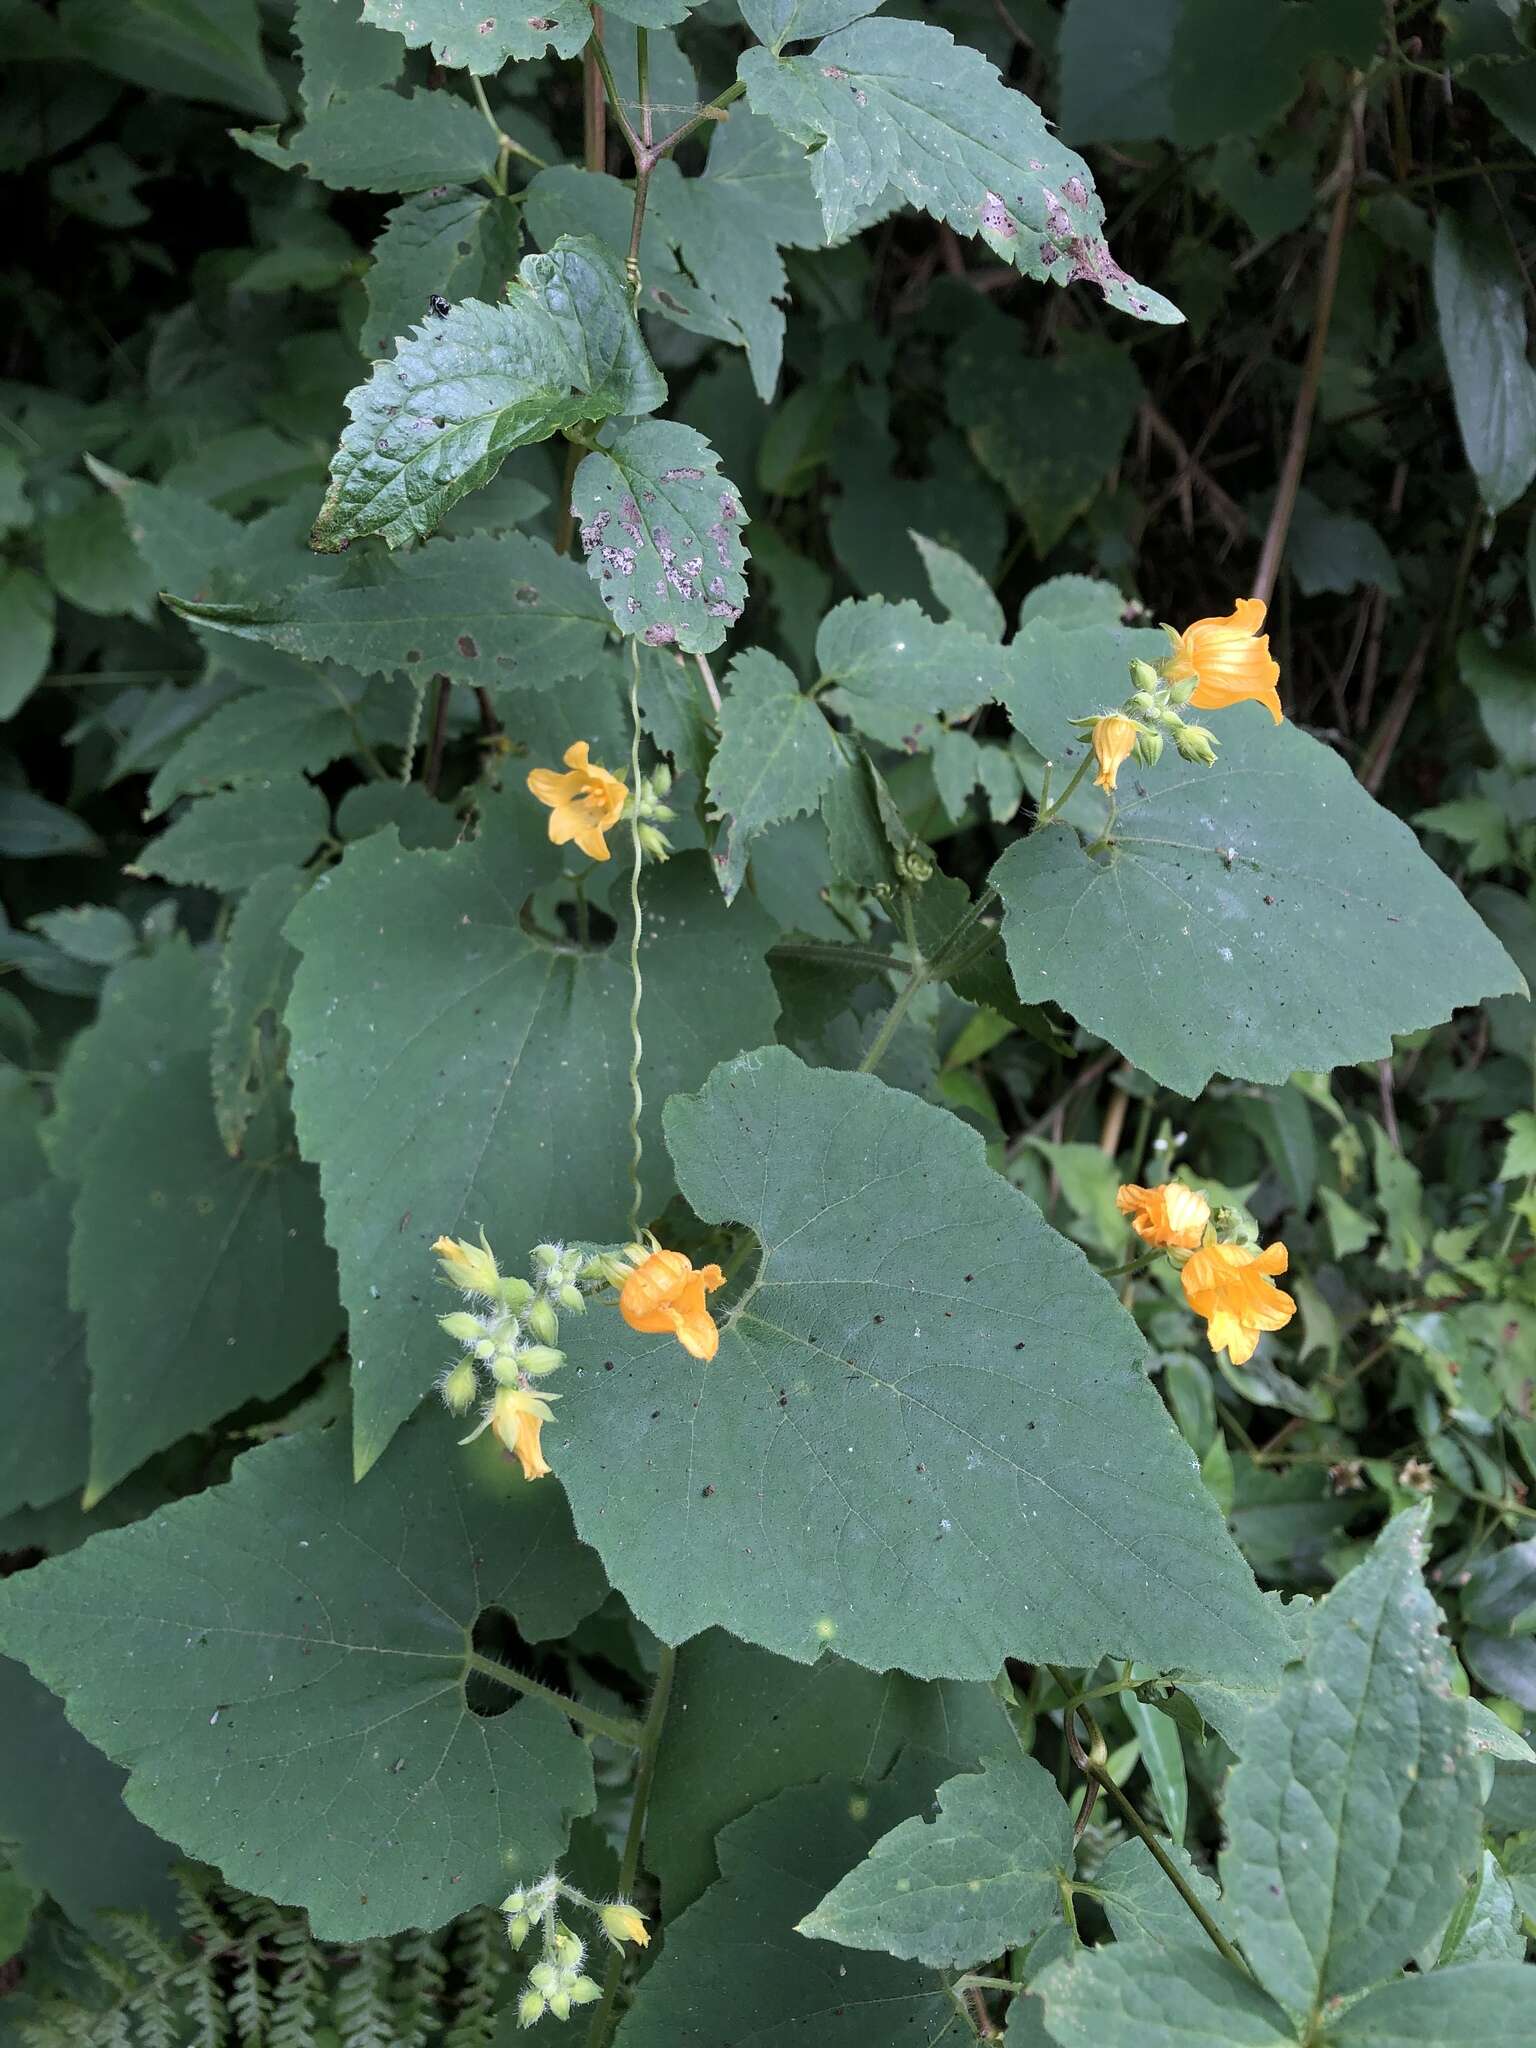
(140, 776, 330, 892)
(572, 420, 750, 654)
(311, 237, 663, 551)
(74, 1052, 341, 1503)
(1034, 1942, 1297, 2047)
(1219, 1507, 1483, 2018)
(1433, 211, 1536, 517)
(1324, 1964, 1536, 2044)
(708, 649, 843, 902)
(557, 1048, 1283, 1682)
(0, 1415, 606, 1940)
(282, 808, 779, 1476)
(818, 596, 1018, 750)
(361, 0, 595, 68)
(647, 1627, 1015, 1915)
(800, 1752, 1071, 1967)
(253, 87, 498, 193)
(1088, 1838, 1229, 1958)
(614, 1771, 956, 2047)
(992, 698, 1524, 1097)
(212, 868, 309, 1156)
(738, 20, 1179, 324)
(146, 686, 359, 814)
(167, 533, 612, 692)
(0, 1179, 90, 1517)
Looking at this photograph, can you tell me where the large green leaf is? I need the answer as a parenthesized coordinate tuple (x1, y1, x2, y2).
(167, 534, 613, 693)
(311, 238, 664, 551)
(1325, 1963, 1536, 2045)
(708, 649, 842, 902)
(73, 1052, 341, 1503)
(572, 420, 750, 652)
(739, 18, 1179, 324)
(817, 595, 1017, 750)
(58, 0, 284, 121)
(1434, 211, 1536, 516)
(211, 868, 309, 1156)
(800, 1753, 1071, 1967)
(1220, 1508, 1483, 2020)
(140, 775, 330, 892)
(0, 563, 55, 721)
(0, 1414, 607, 1940)
(360, 0, 595, 67)
(283, 806, 779, 1476)
(295, 0, 402, 111)
(614, 1772, 957, 2048)
(239, 86, 497, 193)
(0, 1178, 89, 1517)
(993, 683, 1523, 1096)
(145, 683, 361, 814)
(557, 1047, 1284, 1682)
(1034, 1942, 1297, 2047)
(647, 1628, 1016, 1914)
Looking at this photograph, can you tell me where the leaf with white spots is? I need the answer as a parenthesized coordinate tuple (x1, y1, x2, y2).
(571, 421, 750, 654)
(739, 18, 1180, 324)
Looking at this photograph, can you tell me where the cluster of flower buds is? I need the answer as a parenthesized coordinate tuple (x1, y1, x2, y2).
(1071, 658, 1220, 796)
(432, 1233, 634, 1480)
(501, 1872, 649, 2028)
(633, 762, 676, 864)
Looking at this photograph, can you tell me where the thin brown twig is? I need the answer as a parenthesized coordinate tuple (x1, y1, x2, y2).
(1252, 103, 1360, 605)
(422, 676, 451, 795)
(583, 8, 607, 171)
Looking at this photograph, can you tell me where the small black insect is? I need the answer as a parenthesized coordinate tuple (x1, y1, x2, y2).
(427, 294, 451, 317)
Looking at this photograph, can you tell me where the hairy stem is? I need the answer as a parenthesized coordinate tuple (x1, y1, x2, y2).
(585, 1643, 677, 2048)
(463, 1650, 643, 1747)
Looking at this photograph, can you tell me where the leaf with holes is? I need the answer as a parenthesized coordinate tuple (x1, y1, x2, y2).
(167, 534, 612, 695)
(0, 1413, 607, 1939)
(739, 18, 1180, 323)
(555, 1047, 1283, 1682)
(362, 185, 521, 359)
(817, 595, 1017, 751)
(571, 421, 749, 653)
(993, 646, 1524, 1095)
(360, 0, 597, 68)
(800, 1753, 1073, 1967)
(311, 237, 664, 551)
(707, 649, 842, 902)
(282, 801, 779, 1477)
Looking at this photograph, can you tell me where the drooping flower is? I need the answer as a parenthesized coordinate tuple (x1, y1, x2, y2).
(1180, 1240, 1295, 1365)
(1115, 1181, 1211, 1251)
(1163, 598, 1283, 723)
(527, 741, 628, 861)
(599, 1902, 650, 1949)
(619, 1248, 726, 1361)
(1091, 713, 1139, 793)
(488, 1385, 557, 1481)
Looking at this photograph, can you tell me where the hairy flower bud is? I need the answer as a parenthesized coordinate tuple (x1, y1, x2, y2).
(1128, 658, 1162, 693)
(517, 1988, 545, 2028)
(1173, 723, 1218, 766)
(527, 1297, 560, 1345)
(438, 1360, 479, 1415)
(557, 1284, 586, 1313)
(439, 1312, 483, 1345)
(518, 1344, 566, 1377)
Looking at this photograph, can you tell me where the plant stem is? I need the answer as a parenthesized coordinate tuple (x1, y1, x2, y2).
(463, 1650, 643, 1747)
(858, 964, 929, 1076)
(555, 439, 583, 556)
(587, 30, 642, 158)
(583, 11, 610, 167)
(1252, 100, 1358, 605)
(768, 940, 910, 977)
(585, 1643, 677, 2048)
(625, 29, 653, 293)
(695, 650, 722, 716)
(423, 675, 451, 795)
(651, 78, 746, 159)
(468, 73, 547, 183)
(1034, 754, 1093, 829)
(624, 642, 646, 1240)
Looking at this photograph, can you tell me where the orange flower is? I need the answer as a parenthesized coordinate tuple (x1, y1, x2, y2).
(1116, 1181, 1210, 1251)
(1180, 1241, 1295, 1366)
(527, 741, 628, 861)
(1163, 598, 1282, 723)
(1091, 714, 1139, 793)
(619, 1248, 726, 1361)
(489, 1386, 556, 1481)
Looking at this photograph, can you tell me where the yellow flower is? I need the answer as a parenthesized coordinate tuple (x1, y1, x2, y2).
(1115, 1181, 1211, 1251)
(599, 1903, 650, 1949)
(1091, 713, 1138, 793)
(432, 1231, 500, 1294)
(489, 1385, 556, 1481)
(619, 1248, 726, 1361)
(527, 741, 628, 862)
(1163, 598, 1283, 723)
(1180, 1241, 1295, 1366)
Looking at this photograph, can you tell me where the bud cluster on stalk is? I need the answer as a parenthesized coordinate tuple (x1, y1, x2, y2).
(1070, 656, 1221, 772)
(433, 1233, 635, 1423)
(500, 1871, 650, 2027)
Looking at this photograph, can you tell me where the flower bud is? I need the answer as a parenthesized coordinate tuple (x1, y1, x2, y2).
(501, 1890, 527, 1915)
(489, 1349, 524, 1386)
(1135, 728, 1164, 767)
(527, 1297, 560, 1345)
(549, 1991, 572, 2021)
(496, 1275, 534, 1311)
(895, 848, 933, 882)
(600, 1903, 650, 1949)
(1173, 723, 1218, 765)
(432, 1232, 500, 1295)
(557, 1284, 585, 1313)
(553, 1927, 583, 1968)
(517, 1988, 545, 2027)
(519, 1344, 566, 1377)
(649, 762, 672, 798)
(637, 823, 672, 862)
(570, 1975, 601, 2006)
(530, 1961, 560, 1996)
(581, 1252, 631, 1288)
(439, 1311, 483, 1344)
(438, 1360, 480, 1415)
(1128, 690, 1159, 716)
(506, 1913, 531, 1948)
(532, 1244, 561, 1271)
(1128, 658, 1162, 693)
(1167, 674, 1198, 705)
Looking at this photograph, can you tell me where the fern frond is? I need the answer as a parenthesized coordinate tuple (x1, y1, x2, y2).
(267, 1917, 326, 2048)
(392, 1925, 449, 2048)
(334, 1939, 396, 2048)
(440, 1909, 507, 2048)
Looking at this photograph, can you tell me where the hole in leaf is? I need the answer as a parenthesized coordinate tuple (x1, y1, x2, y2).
(466, 1604, 566, 1719)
